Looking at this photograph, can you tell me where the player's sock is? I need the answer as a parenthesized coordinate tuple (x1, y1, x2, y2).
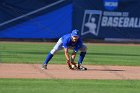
(44, 52, 53, 65)
(78, 52, 86, 64)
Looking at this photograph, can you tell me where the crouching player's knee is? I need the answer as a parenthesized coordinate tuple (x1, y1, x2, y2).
(50, 48, 58, 55)
(81, 44, 87, 52)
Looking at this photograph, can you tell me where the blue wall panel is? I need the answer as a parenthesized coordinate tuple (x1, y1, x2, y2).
(73, 0, 140, 41)
(0, 0, 72, 39)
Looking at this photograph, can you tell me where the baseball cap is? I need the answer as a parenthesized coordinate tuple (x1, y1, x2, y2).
(71, 29, 79, 37)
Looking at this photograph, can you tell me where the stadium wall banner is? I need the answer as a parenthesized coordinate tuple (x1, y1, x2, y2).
(0, 0, 72, 39)
(73, 0, 140, 42)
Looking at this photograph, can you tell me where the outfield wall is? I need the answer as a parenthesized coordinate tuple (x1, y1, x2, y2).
(73, 0, 140, 42)
(0, 0, 140, 42)
(0, 0, 72, 39)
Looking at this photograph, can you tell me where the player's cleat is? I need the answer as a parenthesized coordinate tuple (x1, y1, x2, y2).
(42, 64, 47, 69)
(78, 65, 87, 71)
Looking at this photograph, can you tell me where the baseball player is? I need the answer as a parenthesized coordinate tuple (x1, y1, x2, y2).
(42, 29, 87, 70)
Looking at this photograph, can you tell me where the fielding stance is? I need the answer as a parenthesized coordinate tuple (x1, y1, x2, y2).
(42, 29, 87, 70)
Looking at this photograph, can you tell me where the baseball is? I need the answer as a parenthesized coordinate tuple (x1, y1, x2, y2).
(71, 64, 75, 68)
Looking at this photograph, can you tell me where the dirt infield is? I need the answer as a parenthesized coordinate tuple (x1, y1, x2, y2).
(0, 63, 140, 80)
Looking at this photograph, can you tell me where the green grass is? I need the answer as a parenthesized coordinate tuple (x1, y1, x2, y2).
(0, 42, 140, 66)
(0, 79, 140, 93)
(0, 42, 140, 93)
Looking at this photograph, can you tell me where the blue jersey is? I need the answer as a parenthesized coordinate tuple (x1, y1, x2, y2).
(62, 34, 83, 52)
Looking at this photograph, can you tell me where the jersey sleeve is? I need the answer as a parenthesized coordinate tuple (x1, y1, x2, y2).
(62, 38, 68, 48)
(62, 34, 71, 49)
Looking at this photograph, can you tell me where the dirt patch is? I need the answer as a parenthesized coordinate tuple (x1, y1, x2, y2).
(0, 63, 140, 80)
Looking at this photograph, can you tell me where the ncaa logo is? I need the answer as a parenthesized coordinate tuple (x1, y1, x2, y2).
(104, 0, 118, 10)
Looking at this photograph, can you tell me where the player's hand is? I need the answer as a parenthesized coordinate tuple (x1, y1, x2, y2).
(71, 62, 78, 70)
(66, 60, 72, 69)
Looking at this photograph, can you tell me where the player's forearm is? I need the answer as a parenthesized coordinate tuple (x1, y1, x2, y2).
(64, 48, 70, 61)
(65, 52, 70, 61)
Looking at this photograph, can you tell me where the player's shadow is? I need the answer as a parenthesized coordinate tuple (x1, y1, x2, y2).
(88, 52, 140, 57)
(87, 68, 125, 72)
